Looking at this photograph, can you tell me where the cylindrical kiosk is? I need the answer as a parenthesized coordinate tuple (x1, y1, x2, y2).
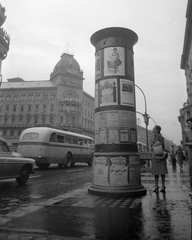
(88, 27, 146, 197)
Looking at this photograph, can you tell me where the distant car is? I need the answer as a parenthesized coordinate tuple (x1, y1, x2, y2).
(0, 138, 35, 184)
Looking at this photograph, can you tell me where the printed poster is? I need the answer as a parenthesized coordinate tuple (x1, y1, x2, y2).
(99, 79, 118, 107)
(120, 129, 129, 142)
(120, 79, 135, 106)
(129, 156, 141, 186)
(109, 156, 129, 186)
(94, 156, 109, 186)
(104, 47, 125, 76)
(127, 49, 134, 78)
(95, 50, 101, 79)
(95, 83, 98, 109)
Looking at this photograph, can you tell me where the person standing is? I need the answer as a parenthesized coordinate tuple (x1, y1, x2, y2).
(170, 145, 176, 168)
(176, 146, 184, 171)
(185, 117, 192, 189)
(151, 125, 168, 193)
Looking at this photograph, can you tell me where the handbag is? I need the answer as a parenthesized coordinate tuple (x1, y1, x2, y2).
(153, 143, 166, 160)
(153, 145, 163, 155)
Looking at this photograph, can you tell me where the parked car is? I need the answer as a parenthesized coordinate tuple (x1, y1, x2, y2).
(0, 137, 35, 184)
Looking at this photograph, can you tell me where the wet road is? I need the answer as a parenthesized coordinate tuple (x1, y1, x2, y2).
(0, 161, 192, 240)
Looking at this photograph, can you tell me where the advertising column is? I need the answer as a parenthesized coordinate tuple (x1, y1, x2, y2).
(88, 27, 146, 197)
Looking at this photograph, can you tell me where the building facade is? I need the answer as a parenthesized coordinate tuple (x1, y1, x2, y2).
(179, 0, 192, 149)
(0, 53, 95, 147)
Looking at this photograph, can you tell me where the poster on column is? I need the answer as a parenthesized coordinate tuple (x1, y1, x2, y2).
(127, 49, 134, 78)
(94, 156, 109, 186)
(95, 83, 98, 109)
(104, 47, 125, 76)
(95, 50, 101, 80)
(120, 79, 135, 106)
(129, 156, 141, 185)
(99, 79, 118, 107)
(109, 156, 129, 186)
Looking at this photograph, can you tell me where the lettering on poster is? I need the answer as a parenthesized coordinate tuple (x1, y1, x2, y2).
(108, 111, 118, 127)
(95, 51, 101, 80)
(94, 156, 109, 186)
(109, 156, 129, 186)
(127, 49, 134, 78)
(108, 129, 119, 144)
(130, 129, 136, 143)
(129, 156, 141, 186)
(95, 83, 98, 109)
(118, 110, 136, 128)
(120, 129, 129, 142)
(99, 79, 118, 107)
(104, 47, 125, 76)
(120, 79, 135, 107)
(99, 129, 107, 144)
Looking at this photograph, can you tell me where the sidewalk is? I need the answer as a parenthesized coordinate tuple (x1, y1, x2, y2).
(0, 161, 191, 240)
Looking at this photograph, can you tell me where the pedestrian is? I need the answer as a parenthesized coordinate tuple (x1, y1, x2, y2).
(176, 146, 184, 171)
(185, 117, 192, 188)
(151, 125, 168, 193)
(170, 145, 176, 168)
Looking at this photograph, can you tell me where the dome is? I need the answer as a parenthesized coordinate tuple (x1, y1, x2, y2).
(52, 52, 81, 76)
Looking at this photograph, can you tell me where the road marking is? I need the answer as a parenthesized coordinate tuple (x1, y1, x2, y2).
(66, 169, 84, 172)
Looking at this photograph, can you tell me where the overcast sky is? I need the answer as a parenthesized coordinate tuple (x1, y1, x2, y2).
(0, 0, 188, 145)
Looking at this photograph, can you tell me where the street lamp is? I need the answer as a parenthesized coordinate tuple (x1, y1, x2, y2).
(135, 84, 149, 151)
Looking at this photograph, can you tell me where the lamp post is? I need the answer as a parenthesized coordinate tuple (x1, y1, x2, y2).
(135, 84, 149, 150)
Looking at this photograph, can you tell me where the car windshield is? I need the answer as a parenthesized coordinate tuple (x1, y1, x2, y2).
(0, 141, 9, 152)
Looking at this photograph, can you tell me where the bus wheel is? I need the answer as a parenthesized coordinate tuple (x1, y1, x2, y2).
(66, 154, 72, 168)
(39, 163, 50, 170)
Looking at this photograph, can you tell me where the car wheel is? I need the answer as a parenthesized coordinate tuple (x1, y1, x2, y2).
(16, 167, 30, 184)
(65, 154, 72, 168)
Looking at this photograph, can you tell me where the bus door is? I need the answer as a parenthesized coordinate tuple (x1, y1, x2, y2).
(49, 133, 57, 163)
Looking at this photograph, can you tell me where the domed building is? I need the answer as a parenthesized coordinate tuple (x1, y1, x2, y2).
(0, 52, 95, 147)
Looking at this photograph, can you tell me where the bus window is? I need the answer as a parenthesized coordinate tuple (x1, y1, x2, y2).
(72, 136, 78, 144)
(57, 134, 64, 143)
(22, 133, 39, 141)
(78, 138, 83, 145)
(50, 133, 56, 142)
(65, 135, 71, 144)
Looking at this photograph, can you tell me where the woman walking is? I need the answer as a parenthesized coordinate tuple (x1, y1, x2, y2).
(151, 125, 168, 193)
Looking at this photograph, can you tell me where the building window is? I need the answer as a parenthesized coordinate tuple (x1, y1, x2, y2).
(21, 105, 24, 112)
(13, 105, 16, 112)
(6, 105, 9, 111)
(27, 117, 30, 124)
(36, 94, 41, 100)
(50, 116, 53, 124)
(72, 116, 75, 125)
(42, 116, 45, 124)
(3, 130, 6, 136)
(28, 105, 31, 112)
(43, 104, 46, 111)
(14, 95, 18, 100)
(51, 94, 55, 99)
(7, 95, 11, 100)
(19, 116, 23, 122)
(11, 130, 14, 136)
(35, 104, 39, 112)
(12, 117, 15, 124)
(61, 116, 63, 124)
(4, 117, 8, 124)
(51, 105, 54, 111)
(43, 94, 48, 100)
(21, 95, 26, 100)
(29, 94, 33, 100)
(34, 116, 38, 124)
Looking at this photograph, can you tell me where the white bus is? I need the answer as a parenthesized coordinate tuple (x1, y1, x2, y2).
(17, 127, 94, 169)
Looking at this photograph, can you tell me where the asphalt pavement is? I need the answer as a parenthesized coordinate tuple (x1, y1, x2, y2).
(0, 160, 192, 240)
